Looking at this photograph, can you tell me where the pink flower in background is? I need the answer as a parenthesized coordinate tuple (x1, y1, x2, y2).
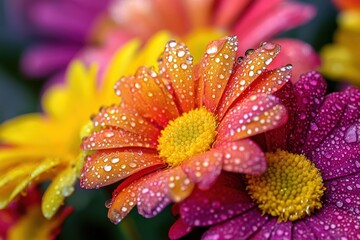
(0, 188, 72, 239)
(8, 0, 319, 82)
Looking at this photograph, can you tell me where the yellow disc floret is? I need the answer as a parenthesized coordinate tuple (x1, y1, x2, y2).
(246, 149, 325, 222)
(158, 108, 217, 167)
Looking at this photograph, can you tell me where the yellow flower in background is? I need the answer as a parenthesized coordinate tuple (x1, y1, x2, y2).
(0, 32, 175, 219)
(320, 1, 360, 86)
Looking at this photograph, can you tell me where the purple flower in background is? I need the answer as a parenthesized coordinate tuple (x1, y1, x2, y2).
(6, 0, 112, 79)
(170, 71, 360, 239)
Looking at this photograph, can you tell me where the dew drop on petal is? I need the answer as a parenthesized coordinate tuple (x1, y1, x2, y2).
(104, 164, 112, 172)
(61, 186, 74, 197)
(344, 125, 358, 143)
(105, 199, 112, 208)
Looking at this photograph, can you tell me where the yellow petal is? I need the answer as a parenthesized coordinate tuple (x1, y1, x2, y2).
(42, 61, 98, 120)
(42, 167, 76, 219)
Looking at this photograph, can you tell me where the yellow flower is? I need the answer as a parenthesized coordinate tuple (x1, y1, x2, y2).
(0, 32, 173, 219)
(320, 2, 360, 86)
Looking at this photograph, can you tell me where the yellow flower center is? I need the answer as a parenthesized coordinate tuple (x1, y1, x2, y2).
(157, 108, 217, 167)
(246, 149, 325, 222)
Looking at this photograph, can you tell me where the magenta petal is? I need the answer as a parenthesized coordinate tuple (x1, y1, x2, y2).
(304, 205, 360, 239)
(137, 170, 171, 218)
(168, 218, 193, 240)
(182, 149, 223, 190)
(325, 174, 360, 214)
(216, 139, 266, 175)
(269, 71, 327, 154)
(292, 221, 318, 240)
(270, 39, 320, 82)
(202, 208, 268, 240)
(251, 220, 292, 240)
(21, 44, 79, 77)
(180, 173, 254, 227)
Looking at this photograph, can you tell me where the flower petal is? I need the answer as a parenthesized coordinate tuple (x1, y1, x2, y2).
(42, 167, 76, 219)
(168, 218, 193, 240)
(197, 36, 237, 113)
(304, 205, 360, 239)
(137, 170, 172, 218)
(233, 1, 315, 54)
(292, 221, 318, 240)
(159, 40, 195, 113)
(202, 208, 268, 240)
(182, 149, 223, 190)
(82, 127, 157, 151)
(266, 71, 327, 153)
(167, 167, 194, 203)
(114, 66, 179, 127)
(92, 104, 161, 140)
(325, 173, 360, 215)
(107, 164, 166, 224)
(217, 94, 288, 142)
(180, 173, 254, 227)
(216, 139, 266, 175)
(80, 150, 163, 189)
(217, 42, 281, 118)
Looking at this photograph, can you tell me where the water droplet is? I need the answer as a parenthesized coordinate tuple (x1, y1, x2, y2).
(61, 186, 74, 197)
(104, 164, 112, 172)
(206, 45, 218, 55)
(336, 201, 343, 208)
(105, 131, 114, 138)
(265, 58, 273, 65)
(245, 49, 254, 56)
(111, 157, 120, 164)
(105, 199, 112, 208)
(168, 40, 177, 48)
(310, 123, 318, 131)
(237, 56, 244, 63)
(344, 125, 357, 143)
(128, 162, 137, 168)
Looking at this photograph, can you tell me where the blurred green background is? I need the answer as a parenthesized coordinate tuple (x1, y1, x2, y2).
(0, 0, 338, 239)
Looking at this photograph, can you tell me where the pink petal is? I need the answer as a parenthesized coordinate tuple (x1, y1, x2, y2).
(137, 169, 172, 218)
(202, 208, 268, 239)
(233, 1, 316, 53)
(182, 149, 223, 190)
(168, 218, 193, 240)
(213, 0, 250, 28)
(217, 94, 288, 142)
(179, 173, 254, 227)
(216, 139, 266, 175)
(270, 39, 320, 83)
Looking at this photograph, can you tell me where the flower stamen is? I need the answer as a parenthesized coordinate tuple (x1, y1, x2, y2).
(246, 149, 325, 222)
(157, 108, 217, 167)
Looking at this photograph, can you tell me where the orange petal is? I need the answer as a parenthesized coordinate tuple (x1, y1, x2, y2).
(217, 42, 281, 118)
(182, 149, 223, 190)
(198, 36, 237, 112)
(114, 66, 179, 127)
(107, 164, 166, 224)
(216, 139, 266, 175)
(167, 166, 194, 202)
(107, 177, 144, 224)
(217, 94, 288, 142)
(92, 104, 161, 140)
(80, 150, 163, 189)
(240, 67, 292, 99)
(159, 40, 195, 113)
(82, 127, 157, 151)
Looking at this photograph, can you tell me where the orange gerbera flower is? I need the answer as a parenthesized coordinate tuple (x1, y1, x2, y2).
(80, 36, 290, 224)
